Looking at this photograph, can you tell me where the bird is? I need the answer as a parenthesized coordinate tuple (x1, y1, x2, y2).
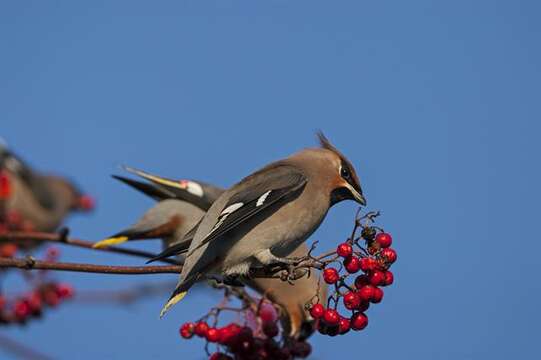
(0, 144, 94, 234)
(92, 167, 224, 249)
(152, 132, 366, 317)
(94, 167, 327, 338)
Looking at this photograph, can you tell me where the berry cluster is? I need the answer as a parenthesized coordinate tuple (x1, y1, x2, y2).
(0, 281, 74, 324)
(179, 301, 311, 360)
(0, 246, 75, 325)
(309, 227, 396, 337)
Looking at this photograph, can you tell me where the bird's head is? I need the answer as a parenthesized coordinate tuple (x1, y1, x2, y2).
(296, 132, 366, 207)
(46, 176, 95, 212)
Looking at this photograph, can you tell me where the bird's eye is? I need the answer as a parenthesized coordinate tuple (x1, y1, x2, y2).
(340, 167, 350, 179)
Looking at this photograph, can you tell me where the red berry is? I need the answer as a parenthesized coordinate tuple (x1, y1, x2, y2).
(14, 300, 30, 320)
(360, 257, 377, 272)
(290, 341, 312, 358)
(375, 232, 392, 248)
(262, 321, 279, 338)
(46, 246, 61, 260)
(338, 317, 351, 334)
(354, 274, 370, 289)
(371, 287, 384, 303)
(344, 256, 360, 273)
(194, 321, 209, 337)
(381, 248, 397, 264)
(358, 285, 376, 302)
(43, 290, 60, 307)
(258, 303, 278, 323)
(343, 291, 361, 310)
(350, 312, 368, 330)
(357, 300, 370, 312)
(218, 323, 241, 345)
(323, 309, 340, 326)
(336, 243, 353, 258)
(0, 295, 5, 310)
(209, 352, 233, 360)
(206, 327, 221, 342)
(55, 283, 74, 299)
(27, 292, 42, 314)
(383, 271, 394, 286)
(78, 195, 95, 211)
(0, 243, 18, 258)
(0, 171, 11, 199)
(180, 322, 195, 339)
(6, 211, 22, 226)
(309, 303, 325, 319)
(323, 268, 340, 284)
(369, 270, 386, 286)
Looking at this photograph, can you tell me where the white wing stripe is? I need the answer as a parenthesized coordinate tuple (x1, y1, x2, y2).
(221, 202, 244, 215)
(256, 190, 272, 207)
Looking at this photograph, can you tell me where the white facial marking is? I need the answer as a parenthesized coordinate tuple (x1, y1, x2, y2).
(186, 181, 204, 197)
(256, 190, 272, 207)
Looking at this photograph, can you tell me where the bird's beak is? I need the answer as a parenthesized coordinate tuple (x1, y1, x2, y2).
(344, 183, 367, 206)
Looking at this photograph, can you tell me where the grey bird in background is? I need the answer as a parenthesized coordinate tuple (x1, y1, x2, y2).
(94, 168, 327, 338)
(152, 132, 366, 317)
(0, 143, 94, 234)
(92, 167, 223, 249)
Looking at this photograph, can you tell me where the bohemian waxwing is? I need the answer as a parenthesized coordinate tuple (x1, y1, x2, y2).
(153, 132, 366, 317)
(94, 168, 327, 338)
(0, 144, 94, 234)
(92, 167, 224, 249)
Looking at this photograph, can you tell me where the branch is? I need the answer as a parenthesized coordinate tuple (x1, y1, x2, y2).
(0, 256, 182, 275)
(0, 231, 181, 265)
(0, 334, 53, 360)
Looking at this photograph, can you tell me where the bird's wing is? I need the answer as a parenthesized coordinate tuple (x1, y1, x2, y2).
(122, 166, 222, 210)
(146, 218, 202, 261)
(149, 164, 307, 263)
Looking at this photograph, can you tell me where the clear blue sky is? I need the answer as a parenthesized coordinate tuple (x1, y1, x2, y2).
(1, 1, 539, 359)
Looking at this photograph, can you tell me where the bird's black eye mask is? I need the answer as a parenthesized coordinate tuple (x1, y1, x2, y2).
(339, 161, 361, 194)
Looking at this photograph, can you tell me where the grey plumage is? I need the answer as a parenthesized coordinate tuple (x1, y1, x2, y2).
(157, 133, 366, 316)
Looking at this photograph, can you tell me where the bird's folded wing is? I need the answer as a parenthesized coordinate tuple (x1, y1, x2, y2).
(190, 164, 307, 255)
(146, 218, 201, 262)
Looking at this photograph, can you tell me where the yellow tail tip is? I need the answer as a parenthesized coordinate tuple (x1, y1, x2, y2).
(92, 236, 129, 249)
(159, 291, 187, 318)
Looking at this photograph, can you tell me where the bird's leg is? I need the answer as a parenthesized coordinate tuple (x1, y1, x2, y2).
(208, 274, 245, 287)
(221, 275, 245, 287)
(254, 249, 302, 267)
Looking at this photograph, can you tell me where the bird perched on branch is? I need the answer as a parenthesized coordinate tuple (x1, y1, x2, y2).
(153, 132, 366, 317)
(94, 167, 326, 338)
(0, 143, 94, 235)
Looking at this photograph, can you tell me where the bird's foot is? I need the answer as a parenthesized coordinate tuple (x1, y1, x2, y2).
(221, 275, 245, 287)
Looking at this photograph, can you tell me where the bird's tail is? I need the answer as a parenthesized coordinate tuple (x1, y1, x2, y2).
(92, 234, 130, 249)
(159, 277, 195, 318)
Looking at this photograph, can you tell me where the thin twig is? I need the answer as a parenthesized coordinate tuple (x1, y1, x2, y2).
(0, 257, 182, 275)
(0, 231, 181, 265)
(0, 334, 53, 360)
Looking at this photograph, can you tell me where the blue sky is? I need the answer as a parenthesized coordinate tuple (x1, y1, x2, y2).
(1, 1, 540, 359)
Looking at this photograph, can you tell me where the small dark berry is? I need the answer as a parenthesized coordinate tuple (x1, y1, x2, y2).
(350, 312, 368, 330)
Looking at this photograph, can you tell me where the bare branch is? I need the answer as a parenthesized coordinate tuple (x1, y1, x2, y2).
(0, 231, 181, 265)
(0, 256, 182, 275)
